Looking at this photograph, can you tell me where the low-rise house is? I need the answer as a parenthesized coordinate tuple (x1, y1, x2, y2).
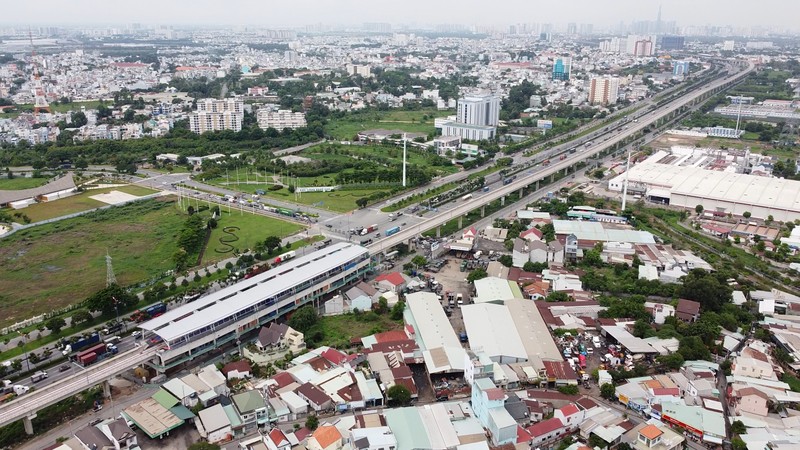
(223, 360, 252, 380)
(374, 272, 407, 293)
(256, 323, 306, 354)
(729, 386, 769, 416)
(676, 299, 701, 323)
(75, 424, 114, 450)
(308, 425, 343, 450)
(163, 378, 198, 407)
(525, 417, 567, 447)
(266, 428, 292, 450)
(99, 418, 138, 450)
(623, 422, 684, 450)
(196, 404, 233, 444)
(554, 404, 584, 431)
(296, 382, 333, 412)
(350, 426, 397, 450)
(231, 390, 269, 431)
(198, 364, 230, 397)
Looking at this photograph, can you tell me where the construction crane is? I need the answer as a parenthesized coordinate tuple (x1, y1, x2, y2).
(28, 30, 51, 116)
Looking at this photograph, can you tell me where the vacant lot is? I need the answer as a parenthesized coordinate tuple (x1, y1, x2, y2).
(0, 198, 183, 327)
(203, 210, 304, 264)
(14, 184, 158, 222)
(309, 311, 404, 349)
(0, 177, 49, 190)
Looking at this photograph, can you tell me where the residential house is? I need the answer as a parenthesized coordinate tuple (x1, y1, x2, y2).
(256, 323, 306, 354)
(198, 364, 230, 397)
(350, 427, 397, 450)
(279, 391, 309, 419)
(471, 377, 517, 446)
(675, 299, 701, 323)
(374, 272, 407, 294)
(729, 387, 769, 417)
(231, 390, 269, 431)
(74, 424, 114, 450)
(308, 425, 343, 450)
(296, 382, 333, 412)
(223, 360, 252, 380)
(525, 417, 567, 447)
(99, 418, 138, 450)
(528, 240, 549, 265)
(548, 241, 565, 264)
(554, 404, 584, 431)
(266, 428, 292, 450)
(196, 404, 233, 444)
(623, 423, 684, 450)
(162, 378, 198, 407)
(520, 227, 543, 242)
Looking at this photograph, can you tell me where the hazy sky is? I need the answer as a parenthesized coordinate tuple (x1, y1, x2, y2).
(3, 0, 799, 29)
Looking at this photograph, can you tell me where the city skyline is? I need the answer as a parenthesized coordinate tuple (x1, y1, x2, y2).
(2, 0, 800, 31)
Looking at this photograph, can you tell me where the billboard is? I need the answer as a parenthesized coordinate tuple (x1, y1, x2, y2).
(537, 119, 553, 129)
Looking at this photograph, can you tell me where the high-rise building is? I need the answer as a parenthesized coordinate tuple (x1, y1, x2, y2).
(552, 57, 571, 81)
(457, 95, 501, 127)
(599, 37, 624, 53)
(588, 77, 620, 105)
(723, 40, 735, 51)
(627, 35, 655, 56)
(660, 36, 685, 51)
(567, 23, 577, 35)
(672, 61, 691, 77)
(345, 64, 371, 77)
(257, 109, 307, 131)
(189, 99, 243, 134)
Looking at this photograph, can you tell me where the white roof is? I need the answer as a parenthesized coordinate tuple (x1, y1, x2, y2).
(462, 303, 527, 361)
(198, 404, 230, 432)
(506, 299, 563, 361)
(553, 220, 656, 244)
(163, 378, 196, 399)
(473, 277, 517, 304)
(420, 404, 461, 449)
(286, 364, 318, 385)
(406, 292, 465, 372)
(197, 365, 226, 388)
(601, 326, 658, 354)
(139, 243, 368, 342)
(278, 391, 308, 410)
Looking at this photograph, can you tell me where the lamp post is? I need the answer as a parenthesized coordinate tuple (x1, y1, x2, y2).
(18, 331, 30, 373)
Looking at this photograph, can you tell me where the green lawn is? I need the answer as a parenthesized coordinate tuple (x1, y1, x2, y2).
(263, 188, 384, 212)
(13, 184, 158, 223)
(203, 210, 304, 264)
(0, 177, 49, 190)
(325, 109, 452, 140)
(0, 198, 184, 328)
(14, 100, 105, 114)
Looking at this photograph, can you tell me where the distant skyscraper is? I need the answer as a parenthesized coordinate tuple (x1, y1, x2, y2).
(567, 23, 577, 35)
(723, 40, 735, 51)
(660, 36, 685, 51)
(672, 61, 691, 76)
(552, 57, 571, 81)
(588, 77, 620, 105)
(627, 35, 655, 56)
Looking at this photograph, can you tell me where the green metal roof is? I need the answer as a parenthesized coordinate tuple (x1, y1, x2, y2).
(170, 405, 196, 420)
(232, 390, 267, 414)
(152, 389, 179, 409)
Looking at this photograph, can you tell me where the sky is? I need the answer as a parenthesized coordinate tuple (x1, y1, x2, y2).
(3, 0, 799, 30)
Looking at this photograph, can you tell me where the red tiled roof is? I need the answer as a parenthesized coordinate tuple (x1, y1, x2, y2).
(543, 360, 578, 381)
(273, 372, 295, 388)
(374, 330, 409, 343)
(375, 272, 405, 286)
(391, 365, 413, 379)
(527, 418, 564, 437)
(486, 388, 505, 401)
(294, 427, 311, 442)
(652, 387, 680, 396)
(307, 356, 334, 372)
(521, 227, 543, 239)
(517, 425, 532, 444)
(269, 428, 288, 446)
(558, 403, 580, 417)
(576, 397, 598, 410)
(322, 348, 348, 365)
(222, 360, 251, 375)
(312, 426, 342, 450)
(676, 299, 701, 315)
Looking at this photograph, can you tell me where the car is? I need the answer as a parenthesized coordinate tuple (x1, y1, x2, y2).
(132, 331, 142, 339)
(325, 224, 332, 228)
(59, 365, 70, 372)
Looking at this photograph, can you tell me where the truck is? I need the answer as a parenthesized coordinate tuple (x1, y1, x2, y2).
(102, 322, 123, 335)
(274, 250, 296, 264)
(461, 194, 473, 201)
(30, 371, 48, 383)
(76, 343, 110, 367)
(385, 226, 400, 237)
(104, 336, 122, 346)
(361, 224, 378, 236)
(61, 333, 101, 356)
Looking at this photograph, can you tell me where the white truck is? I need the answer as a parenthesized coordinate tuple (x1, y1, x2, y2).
(30, 371, 48, 383)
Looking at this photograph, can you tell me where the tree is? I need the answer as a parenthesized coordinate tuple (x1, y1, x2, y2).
(386, 384, 412, 406)
(656, 352, 685, 371)
(305, 415, 319, 431)
(523, 261, 547, 273)
(411, 255, 428, 268)
(731, 420, 746, 435)
(695, 204, 704, 214)
(390, 300, 405, 320)
(743, 211, 751, 219)
(262, 236, 282, 253)
(600, 383, 616, 400)
(467, 268, 488, 283)
(375, 297, 389, 315)
(582, 249, 603, 267)
(356, 197, 369, 209)
(44, 317, 67, 334)
(288, 306, 318, 332)
(632, 319, 655, 338)
(498, 255, 513, 267)
(558, 384, 578, 395)
(678, 335, 711, 361)
(679, 269, 731, 312)
(546, 291, 571, 302)
(85, 284, 138, 315)
(71, 310, 93, 326)
(732, 437, 747, 450)
(188, 443, 221, 450)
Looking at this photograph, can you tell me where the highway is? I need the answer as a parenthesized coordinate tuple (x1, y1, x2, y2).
(367, 61, 754, 255)
(0, 346, 158, 429)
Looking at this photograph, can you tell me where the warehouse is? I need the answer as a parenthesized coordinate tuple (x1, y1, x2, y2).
(404, 292, 466, 374)
(609, 161, 800, 222)
(473, 277, 524, 304)
(462, 303, 527, 364)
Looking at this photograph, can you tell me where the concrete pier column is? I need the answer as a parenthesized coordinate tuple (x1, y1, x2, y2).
(458, 216, 463, 229)
(103, 380, 112, 398)
(23, 415, 35, 435)
(481, 206, 486, 218)
(436, 226, 441, 238)
(536, 180, 540, 191)
(501, 196, 506, 206)
(550, 174, 555, 183)
(519, 188, 524, 199)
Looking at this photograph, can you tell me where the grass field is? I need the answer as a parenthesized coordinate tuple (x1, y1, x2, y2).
(0, 177, 49, 190)
(15, 100, 106, 114)
(203, 210, 304, 264)
(17, 184, 158, 223)
(263, 188, 383, 212)
(325, 109, 452, 140)
(0, 198, 184, 328)
(309, 311, 403, 349)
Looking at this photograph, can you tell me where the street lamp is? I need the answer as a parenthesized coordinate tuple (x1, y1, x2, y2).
(18, 331, 30, 373)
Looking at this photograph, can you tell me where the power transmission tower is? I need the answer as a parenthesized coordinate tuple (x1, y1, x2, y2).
(106, 250, 117, 286)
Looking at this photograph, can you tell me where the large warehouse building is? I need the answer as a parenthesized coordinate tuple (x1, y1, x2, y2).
(139, 243, 371, 372)
(609, 151, 800, 221)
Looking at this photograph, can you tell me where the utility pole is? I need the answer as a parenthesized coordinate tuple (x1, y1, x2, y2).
(621, 146, 632, 212)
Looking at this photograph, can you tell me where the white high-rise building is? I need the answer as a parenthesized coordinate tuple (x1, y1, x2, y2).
(457, 95, 501, 127)
(626, 35, 655, 56)
(723, 40, 735, 51)
(257, 109, 307, 130)
(588, 77, 620, 106)
(189, 99, 244, 134)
